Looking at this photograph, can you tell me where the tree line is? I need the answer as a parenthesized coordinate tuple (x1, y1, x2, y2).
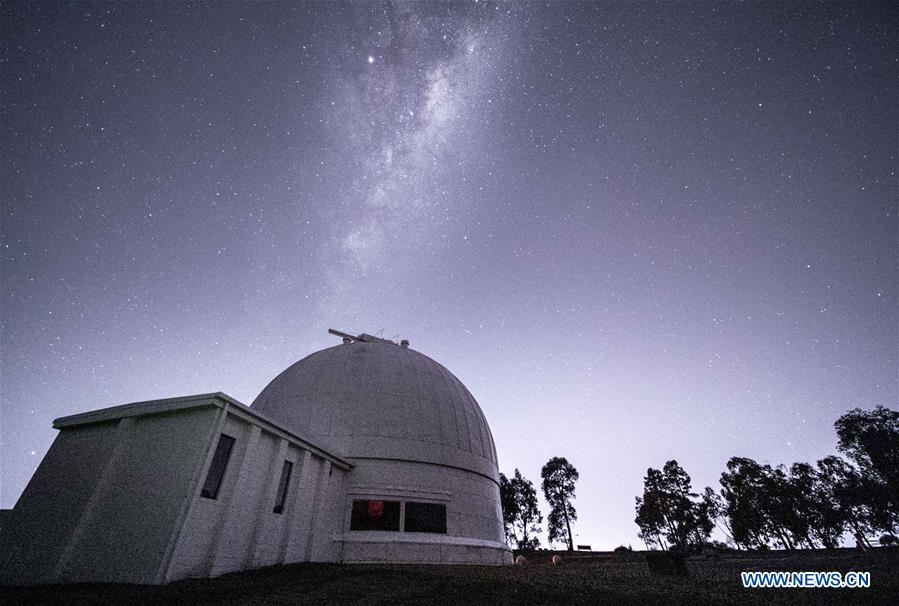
(635, 406, 898, 552)
(500, 456, 579, 550)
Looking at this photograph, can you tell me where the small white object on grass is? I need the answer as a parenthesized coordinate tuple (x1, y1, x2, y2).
(551, 555, 562, 566)
(515, 555, 527, 565)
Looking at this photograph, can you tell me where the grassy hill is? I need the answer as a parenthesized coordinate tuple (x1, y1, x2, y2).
(2, 548, 897, 605)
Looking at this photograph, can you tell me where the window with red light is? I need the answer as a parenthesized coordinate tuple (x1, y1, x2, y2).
(350, 499, 401, 531)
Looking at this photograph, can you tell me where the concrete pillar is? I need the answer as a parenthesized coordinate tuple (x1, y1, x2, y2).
(244, 437, 288, 569)
(207, 424, 261, 576)
(279, 450, 317, 564)
(158, 404, 228, 584)
(306, 460, 332, 562)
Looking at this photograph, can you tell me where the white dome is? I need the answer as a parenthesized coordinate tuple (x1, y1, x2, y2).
(251, 338, 499, 481)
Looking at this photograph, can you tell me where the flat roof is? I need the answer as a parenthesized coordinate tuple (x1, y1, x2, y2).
(53, 392, 353, 470)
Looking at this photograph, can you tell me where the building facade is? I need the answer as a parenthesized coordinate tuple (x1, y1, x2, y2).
(0, 332, 511, 585)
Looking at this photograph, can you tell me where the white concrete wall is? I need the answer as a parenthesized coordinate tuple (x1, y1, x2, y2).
(342, 533, 511, 565)
(167, 409, 348, 581)
(0, 420, 121, 584)
(338, 458, 511, 565)
(1, 396, 351, 586)
(279, 450, 321, 562)
(346, 459, 505, 542)
(309, 461, 346, 562)
(246, 440, 299, 568)
(0, 407, 218, 585)
(63, 408, 219, 583)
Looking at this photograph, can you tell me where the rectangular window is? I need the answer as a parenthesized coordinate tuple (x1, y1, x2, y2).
(404, 502, 447, 534)
(200, 434, 235, 499)
(272, 460, 293, 514)
(350, 499, 401, 531)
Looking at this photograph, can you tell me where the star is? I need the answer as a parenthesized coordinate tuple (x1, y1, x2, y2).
(367, 55, 374, 64)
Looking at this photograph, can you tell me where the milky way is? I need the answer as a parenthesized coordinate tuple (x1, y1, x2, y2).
(317, 2, 512, 315)
(1, 1, 896, 549)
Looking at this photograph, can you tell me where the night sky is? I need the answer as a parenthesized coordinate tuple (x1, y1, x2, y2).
(1, 1, 896, 549)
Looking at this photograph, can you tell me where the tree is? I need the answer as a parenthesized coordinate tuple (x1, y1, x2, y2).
(499, 472, 518, 546)
(784, 462, 842, 549)
(634, 460, 713, 552)
(510, 469, 542, 549)
(816, 455, 878, 547)
(634, 467, 669, 550)
(541, 457, 578, 550)
(718, 457, 771, 549)
(718, 452, 892, 551)
(500, 469, 543, 549)
(692, 486, 718, 547)
(791, 462, 842, 549)
(718, 458, 846, 550)
(701, 486, 737, 547)
(718, 457, 803, 549)
(835, 406, 899, 530)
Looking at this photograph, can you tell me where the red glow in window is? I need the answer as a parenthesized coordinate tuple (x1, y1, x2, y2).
(368, 500, 384, 518)
(350, 500, 400, 531)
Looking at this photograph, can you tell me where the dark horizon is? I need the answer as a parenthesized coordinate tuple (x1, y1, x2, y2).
(1, 1, 896, 549)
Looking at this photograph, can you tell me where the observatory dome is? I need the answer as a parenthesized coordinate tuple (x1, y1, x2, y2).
(251, 335, 499, 482)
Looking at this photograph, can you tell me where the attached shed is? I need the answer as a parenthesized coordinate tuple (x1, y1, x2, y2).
(0, 393, 350, 585)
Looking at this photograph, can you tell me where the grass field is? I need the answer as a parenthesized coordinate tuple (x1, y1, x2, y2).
(2, 548, 897, 605)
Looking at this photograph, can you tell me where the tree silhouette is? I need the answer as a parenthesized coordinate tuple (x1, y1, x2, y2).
(634, 460, 713, 552)
(790, 462, 841, 548)
(499, 469, 543, 549)
(634, 406, 898, 551)
(718, 455, 882, 549)
(701, 486, 740, 547)
(717, 458, 757, 548)
(499, 472, 517, 546)
(541, 457, 578, 550)
(718, 457, 789, 549)
(835, 406, 899, 532)
(815, 455, 876, 547)
(512, 469, 542, 549)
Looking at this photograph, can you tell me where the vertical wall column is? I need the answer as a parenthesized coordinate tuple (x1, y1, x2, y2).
(158, 404, 228, 584)
(243, 437, 288, 569)
(305, 460, 332, 562)
(207, 424, 262, 576)
(279, 449, 319, 564)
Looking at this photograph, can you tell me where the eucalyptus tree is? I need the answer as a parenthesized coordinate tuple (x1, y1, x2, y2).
(541, 457, 579, 550)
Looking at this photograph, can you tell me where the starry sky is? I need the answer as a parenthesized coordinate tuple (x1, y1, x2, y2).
(1, 1, 896, 549)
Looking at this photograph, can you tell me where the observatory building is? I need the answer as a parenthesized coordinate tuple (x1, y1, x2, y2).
(0, 330, 511, 585)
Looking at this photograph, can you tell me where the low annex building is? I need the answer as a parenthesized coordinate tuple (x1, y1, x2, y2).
(0, 330, 511, 585)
